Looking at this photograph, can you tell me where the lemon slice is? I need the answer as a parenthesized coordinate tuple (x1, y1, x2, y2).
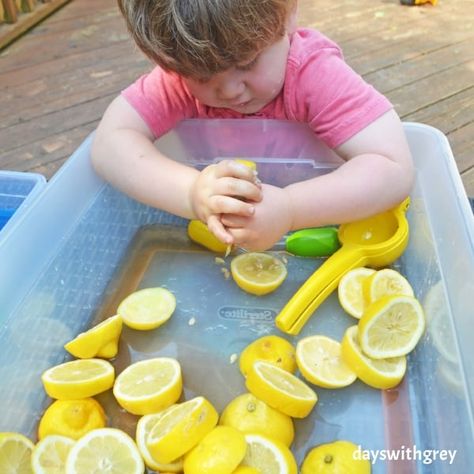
(219, 393, 294, 447)
(358, 295, 425, 358)
(232, 467, 260, 474)
(240, 433, 297, 474)
(245, 360, 317, 418)
(31, 435, 75, 474)
(136, 410, 184, 472)
(65, 428, 144, 474)
(117, 287, 176, 330)
(338, 267, 376, 318)
(147, 396, 219, 464)
(0, 432, 34, 474)
(41, 359, 115, 400)
(64, 315, 123, 359)
(341, 326, 406, 389)
(113, 357, 182, 415)
(230, 252, 287, 296)
(363, 268, 414, 304)
(183, 426, 247, 474)
(296, 335, 357, 389)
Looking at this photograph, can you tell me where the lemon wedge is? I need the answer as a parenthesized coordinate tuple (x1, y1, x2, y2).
(0, 432, 34, 474)
(117, 287, 176, 330)
(231, 252, 287, 296)
(296, 335, 357, 389)
(358, 295, 425, 358)
(363, 268, 414, 304)
(337, 267, 376, 318)
(245, 360, 317, 418)
(64, 315, 123, 359)
(31, 435, 75, 474)
(188, 220, 229, 253)
(113, 357, 182, 415)
(341, 326, 406, 389)
(41, 359, 114, 399)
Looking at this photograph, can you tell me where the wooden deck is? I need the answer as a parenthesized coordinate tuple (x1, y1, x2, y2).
(1, 0, 473, 195)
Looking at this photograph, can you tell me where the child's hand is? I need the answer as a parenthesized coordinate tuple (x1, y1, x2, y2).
(221, 184, 294, 251)
(190, 160, 262, 244)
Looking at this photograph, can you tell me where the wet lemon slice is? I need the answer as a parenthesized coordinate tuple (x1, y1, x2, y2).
(0, 432, 34, 474)
(219, 392, 294, 447)
(240, 433, 297, 474)
(147, 396, 219, 464)
(341, 325, 406, 389)
(117, 287, 176, 330)
(65, 428, 144, 474)
(301, 440, 371, 474)
(358, 295, 425, 359)
(38, 398, 106, 440)
(245, 360, 317, 418)
(31, 435, 75, 474)
(135, 410, 184, 472)
(363, 268, 414, 304)
(239, 335, 296, 377)
(183, 426, 247, 474)
(41, 359, 114, 400)
(231, 252, 287, 296)
(64, 315, 123, 359)
(337, 267, 376, 319)
(113, 357, 182, 415)
(296, 335, 357, 389)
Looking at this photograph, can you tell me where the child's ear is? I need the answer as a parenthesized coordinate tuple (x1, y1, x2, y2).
(286, 2, 298, 34)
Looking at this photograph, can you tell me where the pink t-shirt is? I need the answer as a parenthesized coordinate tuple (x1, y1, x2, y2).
(122, 28, 392, 149)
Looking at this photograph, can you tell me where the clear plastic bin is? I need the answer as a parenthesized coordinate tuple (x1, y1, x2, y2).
(0, 120, 473, 473)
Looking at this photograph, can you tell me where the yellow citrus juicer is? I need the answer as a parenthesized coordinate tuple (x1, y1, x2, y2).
(275, 198, 411, 335)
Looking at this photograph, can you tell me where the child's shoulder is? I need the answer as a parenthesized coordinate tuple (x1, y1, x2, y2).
(289, 28, 342, 62)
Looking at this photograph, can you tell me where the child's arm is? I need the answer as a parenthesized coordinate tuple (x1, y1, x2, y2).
(222, 110, 414, 250)
(91, 96, 261, 243)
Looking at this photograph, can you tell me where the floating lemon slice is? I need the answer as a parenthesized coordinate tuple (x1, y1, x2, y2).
(113, 357, 182, 415)
(240, 433, 298, 474)
(31, 435, 75, 474)
(341, 325, 406, 389)
(358, 295, 425, 359)
(41, 359, 115, 400)
(64, 315, 123, 359)
(147, 396, 219, 464)
(136, 410, 184, 472)
(363, 268, 414, 304)
(65, 428, 144, 474)
(245, 360, 317, 418)
(117, 287, 176, 330)
(0, 432, 34, 474)
(296, 335, 357, 389)
(337, 267, 376, 318)
(231, 252, 287, 296)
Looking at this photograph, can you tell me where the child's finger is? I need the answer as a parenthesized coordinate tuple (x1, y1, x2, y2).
(207, 215, 233, 245)
(214, 177, 262, 202)
(220, 214, 247, 228)
(209, 195, 256, 216)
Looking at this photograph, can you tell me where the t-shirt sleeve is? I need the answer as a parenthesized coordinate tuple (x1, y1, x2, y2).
(121, 67, 197, 138)
(287, 45, 393, 148)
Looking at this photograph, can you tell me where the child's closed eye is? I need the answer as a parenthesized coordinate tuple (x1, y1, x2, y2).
(236, 55, 259, 71)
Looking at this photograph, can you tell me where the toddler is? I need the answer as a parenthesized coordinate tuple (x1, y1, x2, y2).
(91, 0, 414, 251)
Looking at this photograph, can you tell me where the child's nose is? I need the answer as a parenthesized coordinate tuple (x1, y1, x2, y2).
(217, 77, 245, 101)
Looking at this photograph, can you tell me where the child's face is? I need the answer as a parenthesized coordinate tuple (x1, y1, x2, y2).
(183, 34, 290, 114)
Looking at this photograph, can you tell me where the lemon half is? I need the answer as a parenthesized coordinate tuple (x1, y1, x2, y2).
(31, 435, 75, 474)
(338, 267, 376, 319)
(363, 268, 414, 304)
(0, 432, 34, 474)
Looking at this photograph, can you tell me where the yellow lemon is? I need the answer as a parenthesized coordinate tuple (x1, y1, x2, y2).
(183, 426, 247, 474)
(240, 433, 297, 474)
(341, 326, 406, 390)
(338, 267, 376, 319)
(220, 393, 294, 447)
(147, 396, 219, 464)
(64, 315, 123, 359)
(358, 295, 425, 359)
(296, 335, 357, 389)
(135, 410, 183, 472)
(230, 252, 287, 296)
(232, 468, 260, 474)
(363, 268, 414, 304)
(41, 359, 114, 400)
(65, 428, 144, 474)
(188, 220, 229, 253)
(0, 432, 34, 474)
(117, 287, 176, 330)
(113, 357, 182, 415)
(239, 335, 296, 377)
(38, 398, 106, 440)
(245, 361, 317, 418)
(31, 435, 75, 474)
(301, 440, 371, 474)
